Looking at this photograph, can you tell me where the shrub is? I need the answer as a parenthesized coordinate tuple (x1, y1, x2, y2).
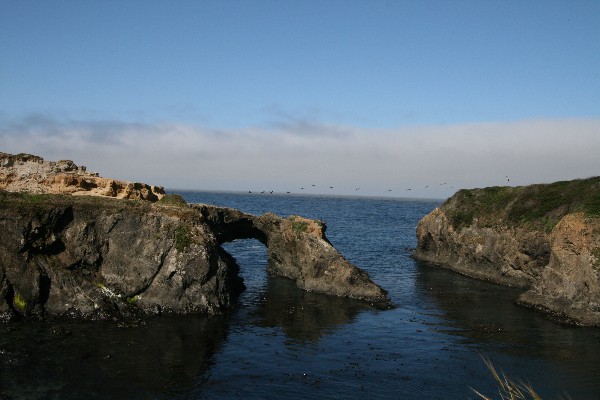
(159, 194, 188, 207)
(174, 225, 192, 252)
(13, 293, 27, 312)
(288, 216, 309, 233)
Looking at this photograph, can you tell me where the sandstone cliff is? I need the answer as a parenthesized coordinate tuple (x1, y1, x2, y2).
(414, 177, 600, 326)
(0, 152, 165, 201)
(0, 153, 389, 321)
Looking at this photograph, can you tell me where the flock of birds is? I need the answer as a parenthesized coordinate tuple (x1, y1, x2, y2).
(247, 177, 511, 196)
(248, 182, 456, 195)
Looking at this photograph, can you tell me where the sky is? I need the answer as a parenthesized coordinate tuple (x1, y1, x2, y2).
(1, 0, 599, 199)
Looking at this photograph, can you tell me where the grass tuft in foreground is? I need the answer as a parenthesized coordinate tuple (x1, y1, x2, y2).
(472, 357, 542, 400)
(472, 356, 572, 400)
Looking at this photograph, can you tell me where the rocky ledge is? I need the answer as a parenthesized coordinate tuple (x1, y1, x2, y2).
(414, 177, 600, 326)
(0, 152, 165, 201)
(0, 154, 389, 321)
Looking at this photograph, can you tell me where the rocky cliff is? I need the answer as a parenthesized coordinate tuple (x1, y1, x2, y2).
(0, 152, 165, 201)
(0, 153, 389, 321)
(414, 177, 600, 326)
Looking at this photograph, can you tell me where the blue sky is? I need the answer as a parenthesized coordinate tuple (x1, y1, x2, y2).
(1, 1, 600, 198)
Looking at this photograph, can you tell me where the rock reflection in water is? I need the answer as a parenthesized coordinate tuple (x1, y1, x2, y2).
(415, 261, 600, 359)
(251, 275, 377, 343)
(0, 315, 229, 399)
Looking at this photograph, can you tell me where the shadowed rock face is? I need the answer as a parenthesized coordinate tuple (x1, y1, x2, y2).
(413, 179, 600, 326)
(0, 192, 390, 322)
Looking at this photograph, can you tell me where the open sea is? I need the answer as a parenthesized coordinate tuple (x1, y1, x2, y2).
(2, 191, 600, 399)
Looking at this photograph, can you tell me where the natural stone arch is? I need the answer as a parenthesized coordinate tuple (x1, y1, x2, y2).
(0, 192, 390, 322)
(196, 204, 390, 306)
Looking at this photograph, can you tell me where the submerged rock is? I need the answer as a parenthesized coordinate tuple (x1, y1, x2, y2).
(413, 178, 600, 326)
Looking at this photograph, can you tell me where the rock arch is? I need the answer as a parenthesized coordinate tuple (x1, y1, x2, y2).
(0, 192, 390, 321)
(197, 204, 390, 306)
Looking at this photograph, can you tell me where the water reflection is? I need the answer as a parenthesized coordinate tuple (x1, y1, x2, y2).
(415, 261, 600, 360)
(0, 315, 229, 399)
(251, 276, 377, 343)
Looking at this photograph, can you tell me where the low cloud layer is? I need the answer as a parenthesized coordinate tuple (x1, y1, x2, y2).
(2, 115, 599, 199)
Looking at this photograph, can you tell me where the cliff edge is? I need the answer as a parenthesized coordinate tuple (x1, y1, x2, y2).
(0, 152, 165, 201)
(414, 177, 600, 326)
(0, 153, 389, 321)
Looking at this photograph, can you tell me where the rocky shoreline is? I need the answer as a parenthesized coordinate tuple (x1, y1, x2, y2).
(0, 153, 390, 321)
(414, 178, 600, 326)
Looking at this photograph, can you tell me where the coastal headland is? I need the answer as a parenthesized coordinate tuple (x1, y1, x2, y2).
(414, 177, 600, 326)
(0, 153, 389, 321)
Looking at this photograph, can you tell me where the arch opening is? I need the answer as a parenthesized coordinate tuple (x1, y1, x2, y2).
(221, 238, 269, 303)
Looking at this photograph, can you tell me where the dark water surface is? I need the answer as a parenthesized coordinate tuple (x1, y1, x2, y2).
(2, 192, 600, 399)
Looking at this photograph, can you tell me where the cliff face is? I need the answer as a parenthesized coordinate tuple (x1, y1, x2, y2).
(0, 192, 389, 322)
(0, 152, 165, 201)
(414, 178, 600, 326)
(0, 192, 243, 321)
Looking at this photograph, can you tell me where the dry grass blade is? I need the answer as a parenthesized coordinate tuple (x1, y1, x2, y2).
(472, 356, 543, 400)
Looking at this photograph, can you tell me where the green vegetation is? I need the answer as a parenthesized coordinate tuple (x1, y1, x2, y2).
(126, 295, 139, 304)
(13, 192, 55, 205)
(13, 293, 27, 312)
(174, 225, 192, 252)
(592, 247, 600, 269)
(288, 216, 309, 233)
(444, 177, 600, 231)
(159, 194, 188, 207)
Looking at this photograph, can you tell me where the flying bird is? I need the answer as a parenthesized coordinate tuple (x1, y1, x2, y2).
(506, 176, 510, 182)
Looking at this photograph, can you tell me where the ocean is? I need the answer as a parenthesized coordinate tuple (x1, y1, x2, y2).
(2, 191, 599, 399)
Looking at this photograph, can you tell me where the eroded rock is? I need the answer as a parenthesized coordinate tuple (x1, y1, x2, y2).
(414, 179, 600, 326)
(0, 152, 165, 201)
(0, 153, 390, 321)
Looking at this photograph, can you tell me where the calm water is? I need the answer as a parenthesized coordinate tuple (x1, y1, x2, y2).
(2, 192, 600, 399)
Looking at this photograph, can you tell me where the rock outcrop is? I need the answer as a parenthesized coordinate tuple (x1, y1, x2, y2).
(0, 152, 165, 201)
(0, 153, 390, 321)
(414, 178, 600, 326)
(0, 192, 243, 321)
(199, 206, 388, 304)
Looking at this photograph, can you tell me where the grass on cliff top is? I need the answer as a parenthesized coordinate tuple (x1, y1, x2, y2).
(443, 176, 600, 231)
(1, 191, 135, 209)
(0, 191, 202, 225)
